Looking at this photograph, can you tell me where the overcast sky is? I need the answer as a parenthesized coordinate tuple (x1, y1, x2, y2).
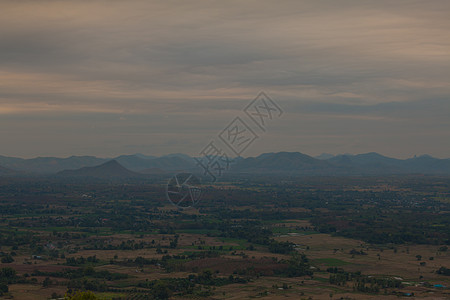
(1, 0, 449, 159)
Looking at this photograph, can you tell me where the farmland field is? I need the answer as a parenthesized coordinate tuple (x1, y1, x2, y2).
(0, 175, 449, 299)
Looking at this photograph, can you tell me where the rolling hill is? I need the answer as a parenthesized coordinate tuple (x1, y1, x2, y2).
(0, 154, 196, 174)
(231, 152, 450, 175)
(232, 152, 333, 174)
(328, 153, 450, 175)
(0, 155, 107, 174)
(57, 160, 141, 179)
(328, 152, 404, 174)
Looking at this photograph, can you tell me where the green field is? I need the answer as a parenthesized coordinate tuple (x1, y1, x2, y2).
(313, 258, 351, 267)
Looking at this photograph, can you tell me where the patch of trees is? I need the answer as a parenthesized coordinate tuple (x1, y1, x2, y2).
(349, 249, 367, 256)
(65, 290, 99, 300)
(219, 221, 272, 245)
(136, 272, 249, 299)
(328, 268, 402, 294)
(218, 221, 297, 255)
(65, 255, 100, 266)
(283, 253, 313, 277)
(268, 240, 295, 254)
(117, 251, 220, 270)
(32, 266, 128, 281)
(311, 208, 450, 245)
(0, 254, 14, 263)
(436, 267, 450, 276)
(0, 268, 18, 296)
(0, 231, 37, 246)
(83, 239, 148, 251)
(67, 278, 107, 292)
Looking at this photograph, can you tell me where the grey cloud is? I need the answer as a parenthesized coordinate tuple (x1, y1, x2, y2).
(0, 0, 449, 158)
(293, 98, 450, 117)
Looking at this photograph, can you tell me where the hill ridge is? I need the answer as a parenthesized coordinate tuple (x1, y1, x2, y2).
(57, 160, 141, 179)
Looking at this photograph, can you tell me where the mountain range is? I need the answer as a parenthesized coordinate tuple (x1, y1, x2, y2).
(0, 153, 196, 174)
(0, 152, 449, 178)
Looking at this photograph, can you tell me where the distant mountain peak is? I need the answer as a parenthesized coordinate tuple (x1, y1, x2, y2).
(58, 160, 140, 179)
(102, 159, 121, 167)
(233, 151, 331, 173)
(362, 152, 390, 157)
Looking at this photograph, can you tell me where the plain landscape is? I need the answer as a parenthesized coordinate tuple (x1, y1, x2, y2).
(0, 153, 449, 299)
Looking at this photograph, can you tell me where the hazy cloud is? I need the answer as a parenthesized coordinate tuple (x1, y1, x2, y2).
(0, 0, 449, 158)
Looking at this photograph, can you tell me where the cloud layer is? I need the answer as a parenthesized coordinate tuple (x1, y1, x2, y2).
(1, 0, 449, 158)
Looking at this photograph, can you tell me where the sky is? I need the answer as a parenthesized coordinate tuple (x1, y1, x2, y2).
(0, 0, 449, 159)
